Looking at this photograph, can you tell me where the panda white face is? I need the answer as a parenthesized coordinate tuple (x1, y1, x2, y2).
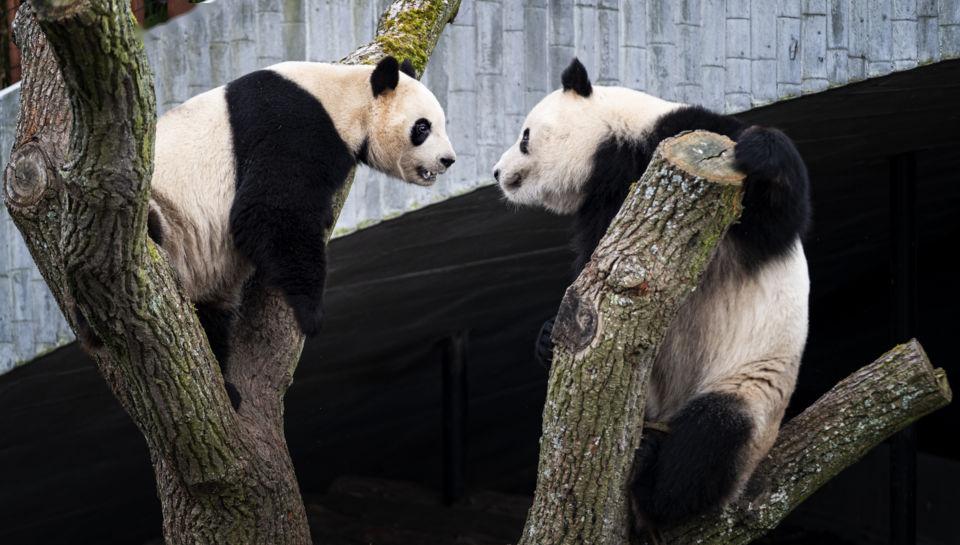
(493, 89, 605, 214)
(367, 63, 456, 186)
(493, 58, 681, 214)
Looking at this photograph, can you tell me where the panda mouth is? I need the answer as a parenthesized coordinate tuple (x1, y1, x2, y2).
(504, 175, 523, 190)
(416, 166, 438, 185)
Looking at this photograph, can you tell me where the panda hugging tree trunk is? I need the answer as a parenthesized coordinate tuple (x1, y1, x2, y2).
(504, 60, 951, 545)
(2, 1, 460, 544)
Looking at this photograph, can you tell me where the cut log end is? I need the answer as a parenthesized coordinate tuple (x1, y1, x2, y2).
(660, 130, 744, 186)
(903, 338, 952, 402)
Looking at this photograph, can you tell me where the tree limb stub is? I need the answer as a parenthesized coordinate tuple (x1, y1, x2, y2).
(518, 131, 744, 545)
(4, 0, 460, 543)
(647, 339, 951, 545)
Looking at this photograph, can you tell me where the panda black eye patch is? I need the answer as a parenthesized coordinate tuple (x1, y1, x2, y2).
(520, 128, 530, 154)
(411, 118, 431, 146)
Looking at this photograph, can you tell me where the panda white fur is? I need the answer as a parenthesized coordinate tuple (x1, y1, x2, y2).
(493, 58, 810, 527)
(146, 57, 455, 405)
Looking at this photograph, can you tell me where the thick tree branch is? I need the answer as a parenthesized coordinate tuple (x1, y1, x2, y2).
(518, 131, 745, 545)
(646, 339, 951, 545)
(3, 0, 460, 543)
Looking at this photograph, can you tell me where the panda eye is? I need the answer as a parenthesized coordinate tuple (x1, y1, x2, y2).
(520, 128, 530, 155)
(411, 118, 432, 146)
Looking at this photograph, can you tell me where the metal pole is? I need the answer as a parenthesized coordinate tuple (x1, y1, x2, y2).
(889, 152, 918, 545)
(441, 331, 468, 505)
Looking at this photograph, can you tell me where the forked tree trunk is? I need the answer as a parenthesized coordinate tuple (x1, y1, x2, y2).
(518, 132, 952, 545)
(2, 1, 459, 543)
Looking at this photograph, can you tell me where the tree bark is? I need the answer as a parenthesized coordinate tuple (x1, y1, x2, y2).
(2, 1, 459, 544)
(643, 339, 951, 545)
(518, 131, 745, 545)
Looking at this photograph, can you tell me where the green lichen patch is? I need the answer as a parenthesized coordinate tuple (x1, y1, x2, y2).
(375, 0, 449, 74)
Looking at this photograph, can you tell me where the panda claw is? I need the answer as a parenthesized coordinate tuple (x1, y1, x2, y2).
(295, 310, 323, 337)
(534, 316, 556, 368)
(288, 296, 324, 337)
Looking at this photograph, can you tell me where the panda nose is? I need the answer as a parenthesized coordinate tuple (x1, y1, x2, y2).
(493, 169, 500, 182)
(440, 156, 456, 168)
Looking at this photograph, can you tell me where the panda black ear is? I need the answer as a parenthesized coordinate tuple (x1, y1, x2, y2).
(561, 57, 592, 97)
(399, 59, 417, 79)
(371, 56, 400, 97)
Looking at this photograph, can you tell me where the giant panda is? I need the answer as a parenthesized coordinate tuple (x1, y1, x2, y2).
(146, 57, 455, 405)
(493, 58, 810, 528)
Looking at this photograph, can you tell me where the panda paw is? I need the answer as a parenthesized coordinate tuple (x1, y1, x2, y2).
(534, 317, 556, 368)
(288, 295, 324, 337)
(630, 430, 666, 529)
(224, 381, 242, 410)
(733, 125, 793, 182)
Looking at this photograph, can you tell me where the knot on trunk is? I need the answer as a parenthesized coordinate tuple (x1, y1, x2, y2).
(553, 287, 598, 353)
(4, 141, 54, 208)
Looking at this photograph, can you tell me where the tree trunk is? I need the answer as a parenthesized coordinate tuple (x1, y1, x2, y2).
(518, 131, 745, 545)
(644, 339, 950, 545)
(2, 1, 459, 543)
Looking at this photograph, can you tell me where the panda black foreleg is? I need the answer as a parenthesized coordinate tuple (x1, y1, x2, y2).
(631, 392, 753, 527)
(261, 241, 327, 337)
(230, 195, 330, 337)
(730, 126, 811, 269)
(195, 302, 241, 410)
(534, 316, 556, 368)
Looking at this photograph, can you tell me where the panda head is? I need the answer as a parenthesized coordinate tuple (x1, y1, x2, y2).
(493, 58, 678, 214)
(365, 57, 456, 186)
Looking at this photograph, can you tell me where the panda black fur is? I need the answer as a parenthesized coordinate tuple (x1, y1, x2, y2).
(494, 58, 811, 527)
(147, 57, 455, 407)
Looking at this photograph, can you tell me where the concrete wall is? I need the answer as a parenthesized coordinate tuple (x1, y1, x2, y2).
(3, 0, 960, 373)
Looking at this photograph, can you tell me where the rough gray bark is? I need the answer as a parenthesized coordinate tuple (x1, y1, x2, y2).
(2, 0, 459, 543)
(643, 339, 951, 545)
(518, 131, 745, 545)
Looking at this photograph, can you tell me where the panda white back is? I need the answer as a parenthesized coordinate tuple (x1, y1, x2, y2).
(494, 58, 811, 528)
(151, 86, 244, 304)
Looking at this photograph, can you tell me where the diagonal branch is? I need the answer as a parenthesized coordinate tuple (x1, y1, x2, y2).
(645, 339, 951, 545)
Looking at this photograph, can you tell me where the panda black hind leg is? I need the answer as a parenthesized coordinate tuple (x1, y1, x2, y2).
(195, 301, 241, 410)
(632, 392, 754, 526)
